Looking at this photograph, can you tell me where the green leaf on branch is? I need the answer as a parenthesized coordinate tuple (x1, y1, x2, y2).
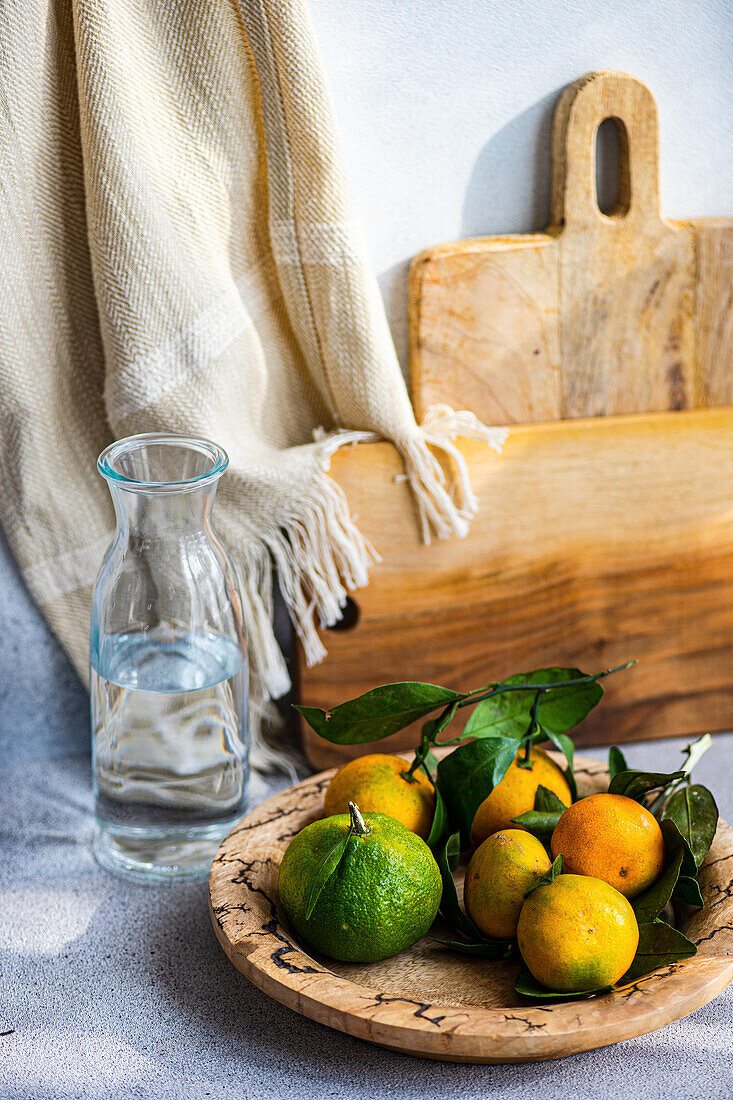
(535, 785, 569, 813)
(608, 746, 629, 781)
(660, 784, 719, 870)
(524, 854, 563, 898)
(622, 920, 697, 982)
(463, 691, 537, 742)
(429, 937, 514, 959)
(427, 785, 449, 851)
(464, 667, 603, 744)
(660, 818, 698, 877)
(510, 809, 563, 845)
(421, 716, 440, 741)
(303, 829, 353, 919)
(541, 725, 578, 800)
(673, 875, 704, 908)
(422, 748, 440, 779)
(631, 820, 688, 924)
(530, 668, 603, 735)
(435, 831, 482, 939)
(444, 828, 461, 872)
(511, 785, 567, 845)
(608, 769, 685, 802)
(437, 738, 519, 846)
(514, 965, 610, 1001)
(294, 682, 463, 744)
(462, 667, 600, 803)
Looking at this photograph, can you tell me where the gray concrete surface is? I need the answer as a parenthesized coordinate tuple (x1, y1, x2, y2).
(0, 528, 90, 764)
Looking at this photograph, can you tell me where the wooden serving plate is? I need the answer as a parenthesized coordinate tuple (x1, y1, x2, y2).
(209, 755, 733, 1063)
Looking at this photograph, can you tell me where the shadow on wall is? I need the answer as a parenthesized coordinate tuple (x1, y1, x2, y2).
(379, 89, 562, 376)
(461, 89, 560, 240)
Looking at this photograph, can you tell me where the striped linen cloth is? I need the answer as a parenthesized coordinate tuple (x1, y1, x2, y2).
(0, 0, 504, 766)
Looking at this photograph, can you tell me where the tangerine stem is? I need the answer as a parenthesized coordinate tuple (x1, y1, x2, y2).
(348, 801, 370, 836)
(517, 691, 542, 768)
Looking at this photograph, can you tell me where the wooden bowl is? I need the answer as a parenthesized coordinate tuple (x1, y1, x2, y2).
(208, 754, 733, 1063)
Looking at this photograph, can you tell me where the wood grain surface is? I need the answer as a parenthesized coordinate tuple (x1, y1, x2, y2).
(209, 754, 733, 1064)
(297, 71, 733, 768)
(299, 412, 733, 768)
(694, 219, 733, 407)
(410, 72, 728, 423)
(408, 235, 562, 426)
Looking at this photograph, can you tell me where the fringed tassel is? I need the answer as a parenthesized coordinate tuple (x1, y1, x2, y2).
(231, 407, 505, 773)
(229, 451, 379, 773)
(395, 405, 508, 544)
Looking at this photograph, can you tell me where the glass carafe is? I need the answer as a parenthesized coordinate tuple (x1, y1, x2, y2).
(90, 433, 249, 880)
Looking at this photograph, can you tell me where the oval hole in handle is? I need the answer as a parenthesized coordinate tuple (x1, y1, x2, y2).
(595, 117, 631, 218)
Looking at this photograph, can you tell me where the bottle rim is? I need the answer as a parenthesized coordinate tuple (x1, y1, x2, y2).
(97, 433, 229, 493)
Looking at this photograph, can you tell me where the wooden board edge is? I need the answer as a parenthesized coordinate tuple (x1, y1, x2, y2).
(408, 233, 559, 421)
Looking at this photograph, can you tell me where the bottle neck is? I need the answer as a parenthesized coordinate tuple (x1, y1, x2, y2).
(110, 484, 217, 541)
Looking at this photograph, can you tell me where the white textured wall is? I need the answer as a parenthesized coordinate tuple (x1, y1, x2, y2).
(310, 0, 733, 368)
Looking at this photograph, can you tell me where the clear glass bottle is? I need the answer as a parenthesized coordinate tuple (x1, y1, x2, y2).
(90, 433, 249, 880)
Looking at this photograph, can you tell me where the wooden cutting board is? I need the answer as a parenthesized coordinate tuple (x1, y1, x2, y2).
(297, 72, 733, 769)
(410, 71, 733, 425)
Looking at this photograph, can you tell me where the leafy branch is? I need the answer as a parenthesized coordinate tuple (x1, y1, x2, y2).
(296, 660, 636, 854)
(295, 661, 635, 750)
(453, 661, 635, 713)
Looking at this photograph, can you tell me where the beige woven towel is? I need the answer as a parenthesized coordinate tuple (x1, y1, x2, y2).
(0, 0, 505, 767)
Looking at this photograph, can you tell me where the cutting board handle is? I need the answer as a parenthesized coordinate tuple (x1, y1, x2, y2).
(551, 71, 663, 231)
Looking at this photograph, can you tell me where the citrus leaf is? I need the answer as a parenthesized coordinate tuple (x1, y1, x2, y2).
(294, 682, 463, 744)
(437, 738, 519, 846)
(422, 748, 440, 780)
(539, 725, 578, 800)
(608, 746, 628, 781)
(660, 784, 718, 870)
(463, 697, 531, 741)
(444, 827, 461, 873)
(608, 769, 685, 802)
(303, 829, 353, 919)
(622, 919, 697, 982)
(514, 965, 610, 1001)
(530, 668, 603, 734)
(673, 875, 704, 908)
(659, 818, 698, 877)
(464, 667, 603, 743)
(510, 810, 563, 847)
(631, 820, 686, 924)
(435, 831, 483, 940)
(511, 809, 563, 833)
(427, 785, 449, 851)
(511, 785, 567, 844)
(524, 854, 562, 898)
(429, 937, 514, 959)
(541, 726, 575, 764)
(535, 785, 569, 814)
